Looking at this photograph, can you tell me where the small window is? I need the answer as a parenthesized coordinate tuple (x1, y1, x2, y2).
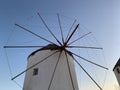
(117, 68, 120, 74)
(33, 68, 38, 76)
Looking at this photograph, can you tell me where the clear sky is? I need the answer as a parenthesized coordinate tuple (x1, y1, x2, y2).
(0, 0, 120, 90)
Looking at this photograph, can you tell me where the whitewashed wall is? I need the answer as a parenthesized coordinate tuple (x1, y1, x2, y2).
(23, 49, 79, 90)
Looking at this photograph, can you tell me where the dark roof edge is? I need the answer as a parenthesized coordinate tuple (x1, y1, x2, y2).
(28, 44, 58, 59)
(113, 58, 120, 71)
(27, 44, 74, 61)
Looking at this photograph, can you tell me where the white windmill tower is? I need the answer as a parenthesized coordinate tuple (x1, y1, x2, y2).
(4, 13, 108, 90)
(23, 44, 79, 90)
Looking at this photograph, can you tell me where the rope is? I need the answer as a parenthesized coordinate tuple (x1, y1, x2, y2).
(76, 24, 108, 89)
(101, 49, 108, 89)
(5, 27, 15, 45)
(4, 48, 23, 89)
(4, 48, 13, 78)
(13, 80, 23, 88)
(88, 32, 108, 89)
(4, 29, 23, 89)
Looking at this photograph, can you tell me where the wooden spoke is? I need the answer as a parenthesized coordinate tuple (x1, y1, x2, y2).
(4, 46, 45, 48)
(74, 58, 103, 90)
(71, 52, 108, 70)
(37, 13, 62, 46)
(65, 51, 75, 90)
(65, 19, 77, 42)
(57, 13, 64, 44)
(65, 24, 79, 46)
(68, 32, 92, 45)
(11, 50, 59, 80)
(15, 24, 55, 44)
(48, 51, 62, 90)
(67, 46, 103, 50)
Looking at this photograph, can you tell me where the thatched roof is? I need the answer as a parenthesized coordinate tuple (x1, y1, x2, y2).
(28, 44, 73, 59)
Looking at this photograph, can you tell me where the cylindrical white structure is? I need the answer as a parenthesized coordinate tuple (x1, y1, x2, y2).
(23, 44, 79, 90)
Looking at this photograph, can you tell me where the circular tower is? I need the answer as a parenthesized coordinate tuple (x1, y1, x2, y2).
(23, 44, 79, 90)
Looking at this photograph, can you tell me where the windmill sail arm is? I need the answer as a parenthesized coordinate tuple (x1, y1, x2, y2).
(37, 13, 62, 46)
(65, 19, 77, 42)
(4, 46, 45, 48)
(74, 58, 103, 90)
(64, 51, 75, 90)
(15, 23, 56, 45)
(57, 13, 64, 44)
(65, 24, 79, 45)
(68, 32, 92, 45)
(71, 51, 108, 70)
(48, 51, 62, 90)
(67, 46, 103, 49)
(11, 50, 59, 80)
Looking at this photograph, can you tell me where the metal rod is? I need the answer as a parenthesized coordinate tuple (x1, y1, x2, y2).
(15, 23, 55, 44)
(37, 13, 62, 46)
(65, 19, 77, 42)
(48, 51, 62, 90)
(67, 46, 103, 50)
(74, 58, 103, 90)
(11, 50, 59, 80)
(71, 52, 108, 70)
(57, 13, 64, 44)
(4, 46, 45, 48)
(68, 32, 92, 45)
(65, 24, 79, 46)
(65, 51, 75, 90)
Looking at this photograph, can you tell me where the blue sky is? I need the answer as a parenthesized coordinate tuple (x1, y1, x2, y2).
(0, 0, 120, 90)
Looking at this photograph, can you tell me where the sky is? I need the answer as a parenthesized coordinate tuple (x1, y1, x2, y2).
(0, 0, 120, 90)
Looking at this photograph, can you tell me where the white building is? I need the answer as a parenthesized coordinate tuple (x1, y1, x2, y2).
(23, 44, 79, 90)
(113, 58, 120, 86)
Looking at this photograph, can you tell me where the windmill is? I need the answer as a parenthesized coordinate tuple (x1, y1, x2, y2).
(4, 13, 108, 90)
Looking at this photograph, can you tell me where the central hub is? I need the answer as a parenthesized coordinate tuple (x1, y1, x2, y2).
(58, 42, 68, 51)
(59, 45, 66, 51)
